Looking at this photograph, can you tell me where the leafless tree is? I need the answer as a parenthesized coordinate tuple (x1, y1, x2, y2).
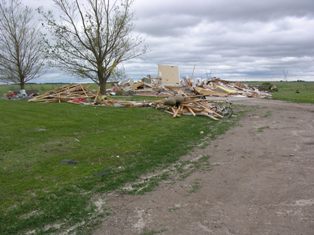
(0, 0, 45, 89)
(41, 0, 146, 94)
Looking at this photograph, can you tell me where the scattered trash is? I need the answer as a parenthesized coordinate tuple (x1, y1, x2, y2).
(25, 78, 272, 120)
(110, 77, 271, 98)
(5, 89, 38, 100)
(192, 78, 271, 98)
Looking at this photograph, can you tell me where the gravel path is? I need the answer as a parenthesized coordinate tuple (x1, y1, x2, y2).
(94, 99, 314, 235)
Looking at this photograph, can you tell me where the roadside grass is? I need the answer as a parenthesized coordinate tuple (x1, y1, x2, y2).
(0, 100, 238, 234)
(271, 82, 314, 103)
(248, 81, 314, 104)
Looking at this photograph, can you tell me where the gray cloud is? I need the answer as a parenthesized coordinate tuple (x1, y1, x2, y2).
(135, 0, 314, 22)
(24, 0, 314, 81)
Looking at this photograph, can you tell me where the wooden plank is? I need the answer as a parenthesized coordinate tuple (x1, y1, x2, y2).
(187, 106, 196, 116)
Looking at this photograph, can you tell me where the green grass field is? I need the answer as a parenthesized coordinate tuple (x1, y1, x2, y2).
(271, 82, 314, 103)
(0, 81, 312, 233)
(247, 81, 314, 103)
(0, 100, 238, 234)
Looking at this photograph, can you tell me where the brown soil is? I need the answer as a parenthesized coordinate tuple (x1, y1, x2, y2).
(93, 99, 314, 235)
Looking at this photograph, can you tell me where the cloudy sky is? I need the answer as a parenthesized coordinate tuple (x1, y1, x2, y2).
(26, 0, 314, 81)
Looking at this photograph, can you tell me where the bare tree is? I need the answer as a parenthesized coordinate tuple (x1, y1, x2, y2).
(0, 0, 45, 90)
(41, 0, 145, 95)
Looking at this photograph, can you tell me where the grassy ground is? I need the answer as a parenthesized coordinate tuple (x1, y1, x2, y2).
(0, 100, 238, 234)
(248, 81, 314, 104)
(271, 82, 314, 103)
(1, 81, 311, 233)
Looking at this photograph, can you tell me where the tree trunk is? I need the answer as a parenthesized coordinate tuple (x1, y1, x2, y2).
(20, 80, 25, 90)
(99, 80, 107, 95)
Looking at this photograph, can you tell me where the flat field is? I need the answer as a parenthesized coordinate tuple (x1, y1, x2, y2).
(248, 81, 314, 103)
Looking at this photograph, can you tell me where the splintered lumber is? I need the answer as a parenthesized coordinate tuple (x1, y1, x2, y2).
(131, 81, 144, 90)
(152, 96, 231, 120)
(92, 95, 230, 120)
(192, 78, 271, 98)
(28, 84, 96, 103)
(28, 83, 232, 120)
(187, 106, 196, 116)
(112, 76, 270, 99)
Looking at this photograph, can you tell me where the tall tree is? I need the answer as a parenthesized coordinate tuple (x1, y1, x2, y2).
(0, 0, 45, 89)
(42, 0, 145, 94)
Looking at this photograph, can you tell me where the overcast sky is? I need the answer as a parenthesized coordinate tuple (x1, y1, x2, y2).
(25, 0, 314, 81)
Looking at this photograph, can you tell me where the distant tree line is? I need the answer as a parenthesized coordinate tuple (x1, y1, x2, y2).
(0, 0, 145, 94)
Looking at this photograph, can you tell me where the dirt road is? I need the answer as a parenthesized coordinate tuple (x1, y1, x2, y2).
(94, 99, 314, 235)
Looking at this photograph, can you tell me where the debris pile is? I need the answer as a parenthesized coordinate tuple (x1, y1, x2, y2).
(94, 98, 152, 108)
(5, 89, 38, 100)
(108, 78, 175, 97)
(24, 77, 271, 120)
(28, 84, 95, 103)
(26, 84, 230, 120)
(153, 95, 232, 120)
(24, 77, 272, 120)
(113, 78, 271, 98)
(92, 95, 230, 120)
(191, 78, 271, 98)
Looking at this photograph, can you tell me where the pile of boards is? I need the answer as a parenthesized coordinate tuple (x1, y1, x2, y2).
(27, 84, 230, 120)
(94, 96, 229, 120)
(112, 78, 271, 98)
(191, 78, 271, 98)
(109, 79, 175, 97)
(28, 84, 96, 103)
(152, 96, 231, 120)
